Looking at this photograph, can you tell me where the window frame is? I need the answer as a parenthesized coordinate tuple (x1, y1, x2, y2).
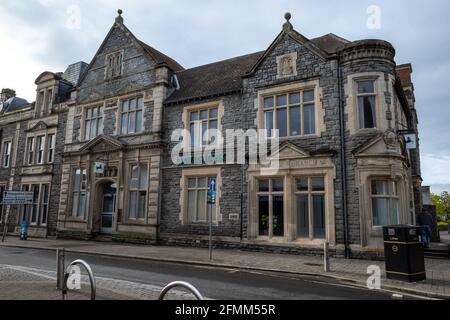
(83, 105, 104, 141)
(188, 107, 219, 148)
(370, 178, 400, 227)
(25, 131, 57, 166)
(105, 51, 123, 79)
(294, 176, 326, 240)
(185, 176, 217, 224)
(36, 135, 46, 165)
(127, 163, 148, 221)
(20, 183, 50, 226)
(356, 80, 377, 129)
(47, 134, 55, 163)
(120, 96, 144, 136)
(71, 168, 87, 219)
(256, 178, 285, 239)
(2, 140, 12, 168)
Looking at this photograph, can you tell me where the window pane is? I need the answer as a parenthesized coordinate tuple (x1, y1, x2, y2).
(202, 122, 208, 145)
(72, 193, 79, 217)
(264, 97, 274, 109)
(139, 164, 148, 189)
(128, 112, 136, 133)
(276, 108, 287, 137)
(303, 90, 314, 103)
(392, 181, 398, 196)
(190, 111, 198, 121)
(273, 196, 284, 237)
(138, 191, 146, 219)
(276, 95, 287, 106)
(122, 100, 129, 112)
(296, 178, 309, 192)
(297, 195, 309, 238)
(358, 96, 376, 128)
(303, 104, 315, 135)
(258, 180, 269, 192)
(129, 99, 136, 111)
(272, 179, 284, 192)
(78, 192, 86, 218)
(372, 180, 388, 195)
(289, 93, 300, 105)
(92, 107, 98, 117)
(258, 196, 269, 236)
(85, 120, 91, 140)
(372, 198, 388, 226)
(198, 177, 207, 188)
(358, 81, 375, 94)
(121, 114, 128, 135)
(188, 178, 196, 188)
(265, 111, 273, 137)
(136, 111, 142, 132)
(200, 110, 208, 120)
(391, 199, 399, 225)
(311, 177, 325, 192)
(210, 108, 218, 118)
(91, 119, 97, 137)
(198, 190, 207, 221)
(188, 191, 196, 222)
(313, 195, 325, 239)
(74, 170, 81, 189)
(129, 191, 137, 219)
(137, 97, 143, 110)
(209, 120, 217, 144)
(190, 124, 196, 147)
(290, 107, 301, 136)
(98, 117, 104, 135)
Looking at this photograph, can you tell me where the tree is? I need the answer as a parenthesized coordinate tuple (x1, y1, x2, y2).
(431, 192, 450, 219)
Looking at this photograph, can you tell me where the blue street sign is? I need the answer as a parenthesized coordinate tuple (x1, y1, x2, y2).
(209, 178, 216, 192)
(208, 191, 216, 205)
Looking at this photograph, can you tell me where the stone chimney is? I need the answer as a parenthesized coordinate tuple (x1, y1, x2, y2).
(1, 88, 16, 101)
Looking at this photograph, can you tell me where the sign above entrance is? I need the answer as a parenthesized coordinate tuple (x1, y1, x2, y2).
(95, 162, 105, 174)
(2, 191, 34, 205)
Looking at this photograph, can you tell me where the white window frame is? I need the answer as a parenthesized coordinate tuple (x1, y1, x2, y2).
(83, 106, 104, 141)
(127, 163, 148, 221)
(71, 168, 87, 219)
(188, 107, 219, 148)
(120, 96, 144, 135)
(36, 135, 46, 165)
(47, 134, 55, 163)
(186, 176, 217, 223)
(2, 141, 12, 168)
(370, 179, 400, 227)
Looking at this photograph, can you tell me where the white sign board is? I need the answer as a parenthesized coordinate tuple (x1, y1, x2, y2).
(404, 134, 417, 150)
(95, 162, 105, 174)
(2, 191, 34, 205)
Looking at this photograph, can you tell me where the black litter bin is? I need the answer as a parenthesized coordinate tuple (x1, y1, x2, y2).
(383, 225, 426, 282)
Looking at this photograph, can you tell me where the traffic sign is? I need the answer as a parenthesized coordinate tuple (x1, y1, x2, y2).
(209, 178, 216, 192)
(207, 191, 216, 205)
(2, 191, 34, 205)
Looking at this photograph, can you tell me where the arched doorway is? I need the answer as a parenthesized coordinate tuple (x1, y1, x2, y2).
(99, 181, 117, 234)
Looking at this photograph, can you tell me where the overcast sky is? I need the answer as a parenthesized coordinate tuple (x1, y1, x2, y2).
(1, 0, 449, 194)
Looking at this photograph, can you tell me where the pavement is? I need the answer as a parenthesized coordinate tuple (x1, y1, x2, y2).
(1, 236, 449, 299)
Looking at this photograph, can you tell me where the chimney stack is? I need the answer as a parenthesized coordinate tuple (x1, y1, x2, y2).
(1, 88, 16, 101)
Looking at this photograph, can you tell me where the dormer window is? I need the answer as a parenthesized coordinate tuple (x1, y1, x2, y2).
(106, 51, 123, 79)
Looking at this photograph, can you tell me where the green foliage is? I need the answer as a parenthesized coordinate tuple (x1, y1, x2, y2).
(431, 192, 450, 219)
(438, 221, 449, 231)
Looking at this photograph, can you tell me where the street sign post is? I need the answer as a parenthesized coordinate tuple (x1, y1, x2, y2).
(1, 191, 34, 242)
(208, 178, 217, 260)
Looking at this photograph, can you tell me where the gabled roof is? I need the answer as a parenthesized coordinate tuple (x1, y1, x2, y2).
(76, 16, 183, 88)
(245, 21, 331, 77)
(78, 135, 124, 153)
(165, 51, 264, 104)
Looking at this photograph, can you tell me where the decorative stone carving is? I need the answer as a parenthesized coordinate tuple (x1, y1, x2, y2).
(276, 52, 297, 79)
(383, 130, 398, 151)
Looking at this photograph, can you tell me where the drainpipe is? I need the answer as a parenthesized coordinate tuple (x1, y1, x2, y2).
(337, 57, 350, 259)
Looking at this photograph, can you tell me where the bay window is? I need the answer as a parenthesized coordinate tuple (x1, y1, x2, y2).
(371, 179, 399, 226)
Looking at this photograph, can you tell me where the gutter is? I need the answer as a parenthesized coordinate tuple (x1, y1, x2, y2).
(337, 57, 350, 259)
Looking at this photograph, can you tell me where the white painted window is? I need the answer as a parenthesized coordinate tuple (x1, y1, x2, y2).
(72, 169, 87, 219)
(189, 107, 218, 148)
(47, 134, 55, 163)
(84, 106, 104, 140)
(36, 135, 45, 164)
(2, 141, 11, 168)
(357, 80, 377, 129)
(27, 137, 35, 165)
(187, 176, 217, 223)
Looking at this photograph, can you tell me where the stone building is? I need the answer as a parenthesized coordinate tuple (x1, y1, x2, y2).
(0, 11, 423, 258)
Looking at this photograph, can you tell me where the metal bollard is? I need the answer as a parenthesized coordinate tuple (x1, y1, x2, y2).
(56, 248, 65, 290)
(324, 242, 330, 272)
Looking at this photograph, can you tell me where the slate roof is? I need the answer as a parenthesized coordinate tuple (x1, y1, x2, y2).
(138, 40, 184, 72)
(310, 33, 350, 54)
(165, 51, 264, 104)
(63, 61, 89, 85)
(0, 96, 29, 113)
